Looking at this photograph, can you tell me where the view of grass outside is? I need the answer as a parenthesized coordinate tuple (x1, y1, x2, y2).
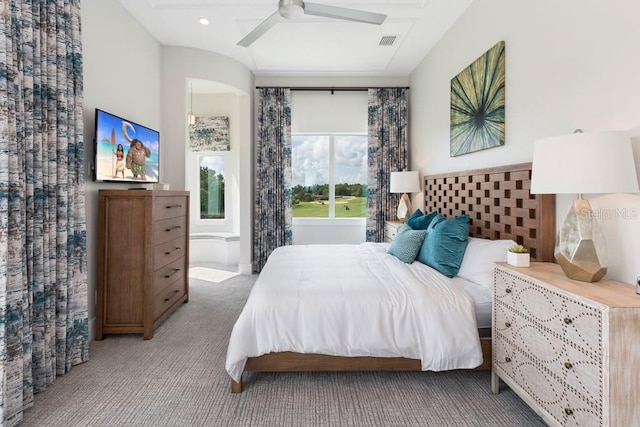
(292, 183, 367, 217)
(292, 134, 367, 218)
(293, 196, 366, 217)
(199, 155, 225, 219)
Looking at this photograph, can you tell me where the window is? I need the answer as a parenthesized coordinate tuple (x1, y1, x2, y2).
(199, 154, 225, 219)
(291, 134, 367, 218)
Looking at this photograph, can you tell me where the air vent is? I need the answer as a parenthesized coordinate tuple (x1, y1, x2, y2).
(378, 35, 397, 47)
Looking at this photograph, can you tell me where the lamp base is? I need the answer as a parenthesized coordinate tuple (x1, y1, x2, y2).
(554, 198, 607, 283)
(397, 193, 412, 223)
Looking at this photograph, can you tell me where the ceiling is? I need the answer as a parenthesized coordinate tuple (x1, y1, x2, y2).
(118, 0, 473, 78)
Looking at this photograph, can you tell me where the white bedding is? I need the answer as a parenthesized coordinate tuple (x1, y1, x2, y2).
(225, 243, 484, 382)
(452, 276, 492, 330)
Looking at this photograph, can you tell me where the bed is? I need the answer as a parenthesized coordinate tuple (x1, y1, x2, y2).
(227, 162, 555, 393)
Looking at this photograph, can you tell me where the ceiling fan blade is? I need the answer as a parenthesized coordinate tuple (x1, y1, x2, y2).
(237, 11, 283, 47)
(303, 2, 386, 25)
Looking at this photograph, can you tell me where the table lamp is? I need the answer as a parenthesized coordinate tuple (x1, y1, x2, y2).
(530, 130, 639, 282)
(390, 170, 420, 222)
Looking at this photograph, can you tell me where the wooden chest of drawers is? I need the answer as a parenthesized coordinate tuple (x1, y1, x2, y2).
(97, 190, 190, 340)
(491, 263, 640, 426)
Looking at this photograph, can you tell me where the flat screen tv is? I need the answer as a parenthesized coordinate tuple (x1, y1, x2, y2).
(94, 109, 160, 183)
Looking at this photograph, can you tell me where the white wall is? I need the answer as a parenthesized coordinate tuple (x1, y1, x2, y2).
(161, 47, 254, 273)
(82, 0, 162, 337)
(409, 0, 640, 285)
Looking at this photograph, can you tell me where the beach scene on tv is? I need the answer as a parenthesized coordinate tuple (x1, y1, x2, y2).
(95, 110, 160, 182)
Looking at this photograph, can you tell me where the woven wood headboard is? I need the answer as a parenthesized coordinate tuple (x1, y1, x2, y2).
(423, 162, 555, 262)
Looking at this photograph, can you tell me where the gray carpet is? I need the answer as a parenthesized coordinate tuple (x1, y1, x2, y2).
(22, 273, 544, 426)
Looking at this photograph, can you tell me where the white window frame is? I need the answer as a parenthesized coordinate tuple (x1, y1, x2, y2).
(291, 132, 367, 226)
(187, 151, 228, 227)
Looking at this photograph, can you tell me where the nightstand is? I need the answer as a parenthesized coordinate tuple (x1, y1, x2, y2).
(384, 220, 402, 243)
(491, 262, 640, 426)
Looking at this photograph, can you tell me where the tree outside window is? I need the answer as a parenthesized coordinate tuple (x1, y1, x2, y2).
(199, 154, 225, 219)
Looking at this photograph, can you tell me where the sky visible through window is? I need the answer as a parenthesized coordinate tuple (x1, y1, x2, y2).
(292, 135, 367, 187)
(200, 155, 224, 175)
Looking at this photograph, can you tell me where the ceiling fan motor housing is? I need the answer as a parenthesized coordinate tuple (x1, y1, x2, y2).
(279, 0, 305, 19)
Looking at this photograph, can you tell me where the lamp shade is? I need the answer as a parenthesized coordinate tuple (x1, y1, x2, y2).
(390, 171, 420, 194)
(530, 131, 639, 194)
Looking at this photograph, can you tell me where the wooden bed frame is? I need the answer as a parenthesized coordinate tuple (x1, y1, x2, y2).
(231, 162, 555, 393)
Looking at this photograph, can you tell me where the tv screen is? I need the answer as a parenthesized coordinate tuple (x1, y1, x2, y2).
(94, 109, 160, 183)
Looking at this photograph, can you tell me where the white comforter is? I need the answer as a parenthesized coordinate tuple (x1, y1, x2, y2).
(225, 243, 483, 382)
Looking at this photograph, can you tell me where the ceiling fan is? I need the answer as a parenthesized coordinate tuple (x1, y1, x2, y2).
(237, 0, 387, 47)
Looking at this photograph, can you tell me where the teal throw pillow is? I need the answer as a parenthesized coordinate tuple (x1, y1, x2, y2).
(387, 224, 428, 263)
(426, 213, 445, 233)
(407, 211, 439, 230)
(417, 214, 470, 277)
(407, 209, 424, 222)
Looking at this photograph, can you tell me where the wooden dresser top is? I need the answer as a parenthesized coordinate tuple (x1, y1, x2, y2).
(497, 262, 640, 309)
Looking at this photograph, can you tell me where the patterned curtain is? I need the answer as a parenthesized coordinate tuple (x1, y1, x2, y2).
(253, 88, 292, 272)
(0, 1, 89, 425)
(366, 88, 409, 242)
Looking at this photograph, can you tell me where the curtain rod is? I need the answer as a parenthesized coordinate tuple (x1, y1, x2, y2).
(255, 86, 410, 92)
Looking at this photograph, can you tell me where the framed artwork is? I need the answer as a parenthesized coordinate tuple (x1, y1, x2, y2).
(189, 116, 230, 151)
(450, 41, 505, 157)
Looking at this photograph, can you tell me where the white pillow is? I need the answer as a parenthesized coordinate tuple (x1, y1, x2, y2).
(457, 237, 516, 287)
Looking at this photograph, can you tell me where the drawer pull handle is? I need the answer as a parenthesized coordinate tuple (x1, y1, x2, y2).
(564, 362, 573, 369)
(565, 408, 573, 416)
(505, 288, 512, 294)
(563, 317, 573, 325)
(165, 247, 181, 255)
(505, 322, 511, 328)
(505, 357, 511, 363)
(165, 225, 182, 232)
(164, 289, 180, 302)
(166, 204, 183, 209)
(164, 268, 180, 278)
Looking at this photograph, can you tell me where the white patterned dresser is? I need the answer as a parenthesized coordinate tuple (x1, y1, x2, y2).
(384, 220, 402, 243)
(491, 262, 640, 426)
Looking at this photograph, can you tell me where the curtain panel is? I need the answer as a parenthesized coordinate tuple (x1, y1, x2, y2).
(366, 88, 409, 242)
(0, 1, 89, 425)
(253, 88, 292, 272)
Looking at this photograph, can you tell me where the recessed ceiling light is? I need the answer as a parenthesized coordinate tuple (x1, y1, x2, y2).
(199, 18, 210, 25)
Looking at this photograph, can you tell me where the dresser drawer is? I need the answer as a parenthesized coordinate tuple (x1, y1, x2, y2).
(494, 267, 519, 307)
(559, 344, 602, 407)
(493, 303, 519, 345)
(154, 196, 187, 221)
(154, 276, 186, 319)
(153, 257, 186, 292)
(513, 278, 565, 334)
(154, 236, 187, 269)
(510, 321, 564, 367)
(497, 269, 603, 355)
(562, 297, 602, 357)
(560, 385, 603, 427)
(495, 337, 566, 417)
(384, 222, 400, 242)
(519, 278, 603, 362)
(493, 333, 519, 379)
(154, 215, 187, 244)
